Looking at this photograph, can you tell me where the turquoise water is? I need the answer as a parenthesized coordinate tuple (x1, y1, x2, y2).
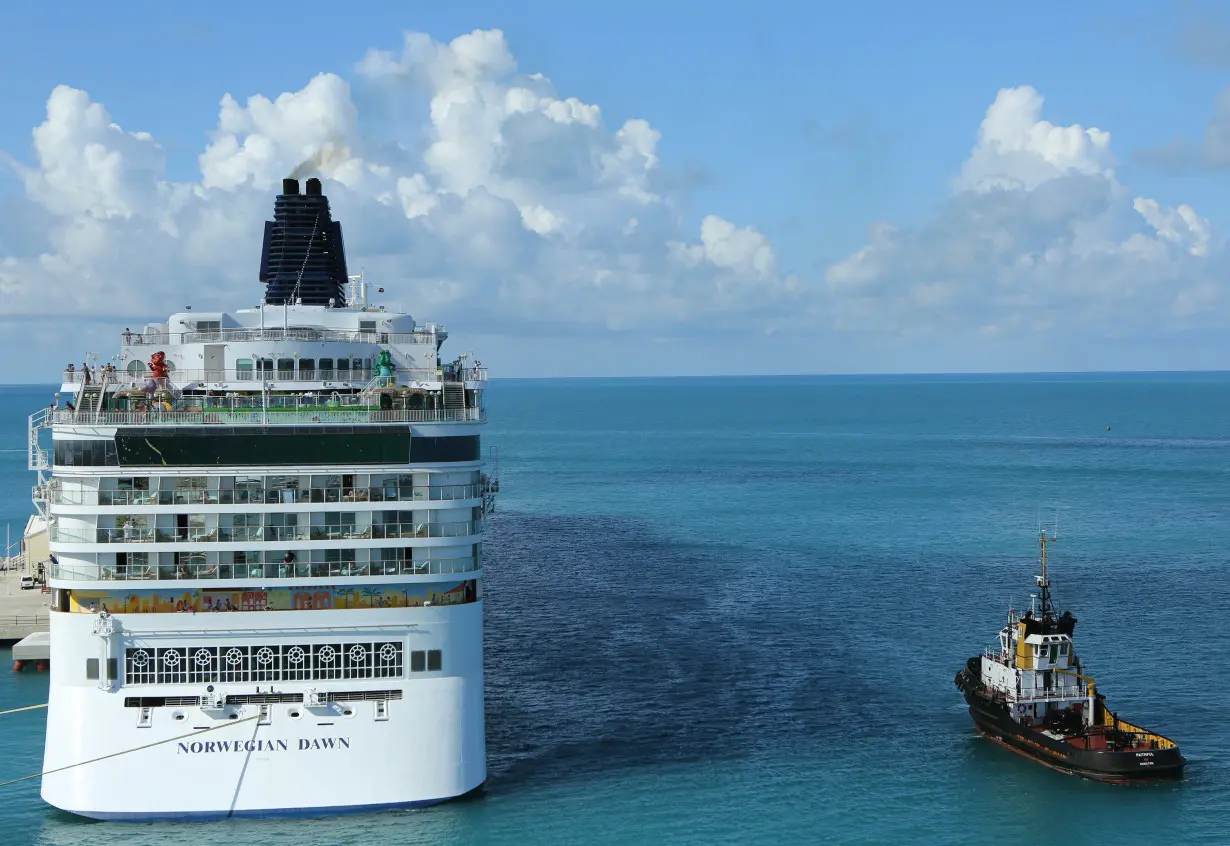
(1, 374, 1229, 844)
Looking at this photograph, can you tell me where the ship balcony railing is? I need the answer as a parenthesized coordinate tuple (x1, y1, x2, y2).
(121, 329, 440, 347)
(51, 520, 482, 545)
(62, 366, 485, 387)
(52, 484, 484, 507)
(51, 556, 479, 582)
(49, 407, 484, 426)
(370, 521, 481, 539)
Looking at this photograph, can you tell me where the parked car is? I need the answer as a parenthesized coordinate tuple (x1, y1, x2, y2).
(19, 575, 34, 590)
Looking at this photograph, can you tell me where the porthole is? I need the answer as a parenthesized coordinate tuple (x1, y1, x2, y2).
(288, 709, 302, 719)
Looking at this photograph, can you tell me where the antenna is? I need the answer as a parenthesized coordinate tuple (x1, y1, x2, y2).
(1037, 516, 1059, 620)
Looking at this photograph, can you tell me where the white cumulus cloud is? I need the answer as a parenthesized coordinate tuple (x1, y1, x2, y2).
(0, 28, 789, 348)
(825, 85, 1227, 342)
(0, 40, 1226, 375)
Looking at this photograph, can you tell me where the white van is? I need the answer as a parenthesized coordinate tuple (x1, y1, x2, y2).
(19, 575, 34, 590)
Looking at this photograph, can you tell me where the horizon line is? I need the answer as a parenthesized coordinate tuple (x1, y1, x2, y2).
(3, 367, 1230, 388)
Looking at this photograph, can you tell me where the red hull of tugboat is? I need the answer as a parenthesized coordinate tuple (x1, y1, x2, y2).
(956, 662, 1185, 783)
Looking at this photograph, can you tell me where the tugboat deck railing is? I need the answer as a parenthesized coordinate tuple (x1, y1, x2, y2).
(1101, 711, 1178, 749)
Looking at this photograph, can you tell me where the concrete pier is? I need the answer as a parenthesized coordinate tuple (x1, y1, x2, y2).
(0, 568, 51, 642)
(12, 631, 50, 671)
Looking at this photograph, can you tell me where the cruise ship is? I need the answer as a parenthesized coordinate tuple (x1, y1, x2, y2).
(27, 177, 498, 820)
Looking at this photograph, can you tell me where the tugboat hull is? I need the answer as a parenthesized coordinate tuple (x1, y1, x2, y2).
(956, 666, 1185, 783)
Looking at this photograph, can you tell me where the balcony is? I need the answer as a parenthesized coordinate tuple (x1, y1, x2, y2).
(50, 555, 479, 582)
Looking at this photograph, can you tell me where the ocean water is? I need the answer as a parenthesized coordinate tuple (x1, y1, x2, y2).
(1, 374, 1229, 844)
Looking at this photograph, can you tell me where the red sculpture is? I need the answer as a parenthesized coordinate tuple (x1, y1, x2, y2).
(149, 351, 169, 379)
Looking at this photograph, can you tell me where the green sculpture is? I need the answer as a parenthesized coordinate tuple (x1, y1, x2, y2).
(376, 350, 396, 385)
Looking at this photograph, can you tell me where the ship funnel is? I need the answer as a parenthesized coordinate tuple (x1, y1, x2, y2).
(259, 179, 348, 307)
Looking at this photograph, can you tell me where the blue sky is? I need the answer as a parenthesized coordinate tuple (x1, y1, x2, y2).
(2, 0, 1230, 377)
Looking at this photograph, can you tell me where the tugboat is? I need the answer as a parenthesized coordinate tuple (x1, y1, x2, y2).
(955, 530, 1185, 782)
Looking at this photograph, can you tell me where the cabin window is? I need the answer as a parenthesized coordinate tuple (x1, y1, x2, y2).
(360, 320, 377, 333)
(336, 359, 350, 379)
(299, 359, 315, 379)
(126, 359, 145, 375)
(257, 358, 273, 374)
(410, 650, 443, 672)
(1059, 643, 1068, 655)
(319, 358, 334, 380)
(195, 320, 221, 333)
(236, 359, 254, 380)
(277, 359, 294, 379)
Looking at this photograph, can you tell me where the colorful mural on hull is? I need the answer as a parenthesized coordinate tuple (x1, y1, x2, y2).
(68, 580, 480, 614)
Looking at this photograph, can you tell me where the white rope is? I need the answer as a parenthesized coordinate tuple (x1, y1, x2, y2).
(0, 714, 261, 788)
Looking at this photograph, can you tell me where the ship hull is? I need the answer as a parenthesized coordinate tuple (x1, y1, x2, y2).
(955, 666, 1185, 783)
(40, 605, 487, 821)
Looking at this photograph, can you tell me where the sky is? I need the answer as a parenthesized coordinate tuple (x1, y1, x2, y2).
(2, 0, 1230, 379)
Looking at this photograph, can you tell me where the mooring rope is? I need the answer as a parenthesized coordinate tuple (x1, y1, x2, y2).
(0, 714, 261, 788)
(0, 703, 47, 716)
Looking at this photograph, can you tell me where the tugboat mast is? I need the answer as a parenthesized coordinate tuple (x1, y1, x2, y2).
(1038, 528, 1053, 618)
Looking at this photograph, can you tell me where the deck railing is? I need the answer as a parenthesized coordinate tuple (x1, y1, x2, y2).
(51, 520, 483, 545)
(49, 483, 485, 507)
(1100, 710, 1178, 749)
(62, 366, 488, 386)
(50, 556, 479, 582)
(122, 329, 440, 346)
(49, 407, 484, 426)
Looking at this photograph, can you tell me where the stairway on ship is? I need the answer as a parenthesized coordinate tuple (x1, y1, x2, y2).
(75, 385, 102, 416)
(443, 383, 466, 410)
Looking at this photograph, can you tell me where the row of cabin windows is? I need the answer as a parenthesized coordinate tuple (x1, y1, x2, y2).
(1033, 643, 1069, 661)
(186, 321, 380, 336)
(235, 358, 375, 380)
(103, 545, 479, 567)
(87, 473, 479, 506)
(85, 648, 441, 681)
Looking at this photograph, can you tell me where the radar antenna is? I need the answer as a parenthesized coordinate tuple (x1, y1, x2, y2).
(1036, 507, 1060, 618)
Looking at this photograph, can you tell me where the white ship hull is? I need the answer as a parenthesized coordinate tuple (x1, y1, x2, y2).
(41, 603, 486, 820)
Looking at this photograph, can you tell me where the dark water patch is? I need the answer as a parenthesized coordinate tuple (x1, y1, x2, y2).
(480, 511, 904, 794)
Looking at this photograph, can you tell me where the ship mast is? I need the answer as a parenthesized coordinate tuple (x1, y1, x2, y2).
(1037, 526, 1057, 619)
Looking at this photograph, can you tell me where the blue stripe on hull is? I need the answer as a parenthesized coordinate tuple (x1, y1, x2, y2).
(56, 795, 455, 822)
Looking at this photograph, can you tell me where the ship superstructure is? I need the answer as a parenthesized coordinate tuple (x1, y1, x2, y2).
(955, 531, 1184, 782)
(27, 177, 498, 820)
